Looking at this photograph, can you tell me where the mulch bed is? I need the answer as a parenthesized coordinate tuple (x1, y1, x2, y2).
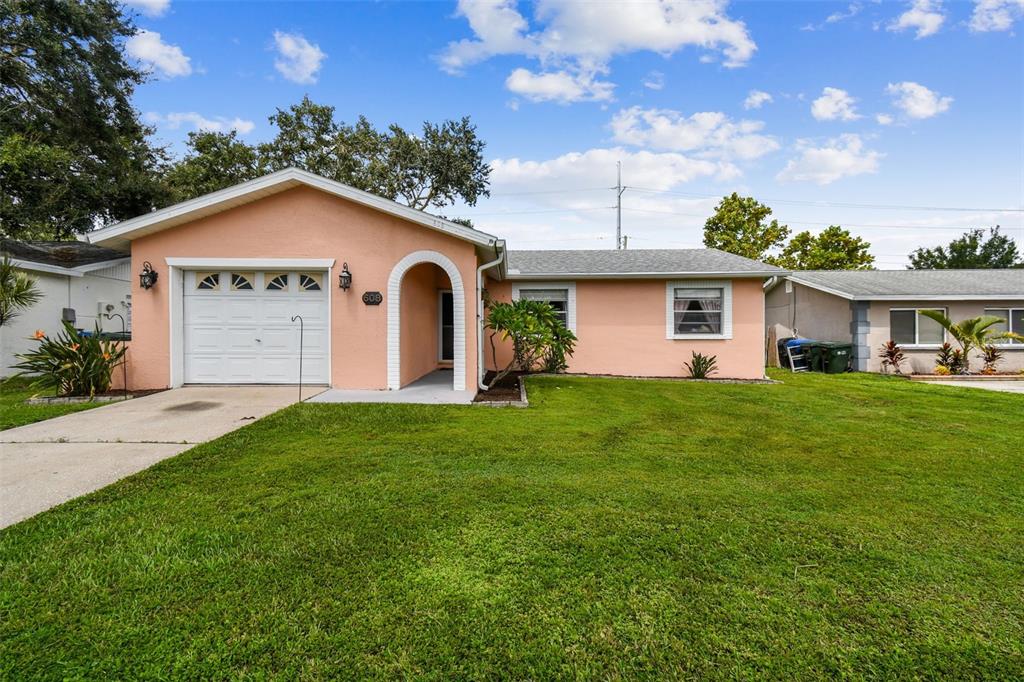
(474, 371, 526, 403)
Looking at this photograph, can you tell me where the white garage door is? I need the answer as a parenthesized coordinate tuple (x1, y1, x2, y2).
(183, 270, 329, 384)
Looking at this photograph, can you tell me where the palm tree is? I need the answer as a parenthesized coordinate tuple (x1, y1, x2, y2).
(0, 256, 42, 327)
(918, 310, 1024, 373)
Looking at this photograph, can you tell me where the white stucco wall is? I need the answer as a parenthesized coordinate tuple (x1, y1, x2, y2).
(1, 265, 131, 375)
(866, 299, 1024, 374)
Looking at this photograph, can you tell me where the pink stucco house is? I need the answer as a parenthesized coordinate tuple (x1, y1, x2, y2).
(88, 169, 783, 394)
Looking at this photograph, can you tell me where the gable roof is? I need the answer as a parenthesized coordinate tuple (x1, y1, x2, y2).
(2, 239, 129, 276)
(87, 167, 502, 251)
(505, 249, 785, 279)
(777, 269, 1024, 300)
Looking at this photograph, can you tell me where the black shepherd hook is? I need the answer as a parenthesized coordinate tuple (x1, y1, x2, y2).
(105, 312, 128, 401)
(291, 315, 304, 402)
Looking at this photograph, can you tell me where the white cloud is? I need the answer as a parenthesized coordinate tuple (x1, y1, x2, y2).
(439, 0, 756, 102)
(743, 89, 772, 110)
(123, 0, 171, 17)
(886, 81, 952, 119)
(888, 0, 946, 38)
(505, 68, 614, 103)
(126, 30, 191, 78)
(145, 111, 255, 135)
(610, 107, 780, 161)
(811, 87, 860, 121)
(642, 71, 665, 91)
(776, 134, 882, 185)
(876, 113, 894, 125)
(272, 31, 326, 84)
(491, 147, 740, 193)
(970, 0, 1024, 31)
(827, 3, 862, 23)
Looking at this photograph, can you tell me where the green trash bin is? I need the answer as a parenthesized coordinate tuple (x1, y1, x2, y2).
(819, 342, 853, 374)
(804, 342, 826, 372)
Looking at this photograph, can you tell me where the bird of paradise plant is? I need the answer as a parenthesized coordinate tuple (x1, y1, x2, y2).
(13, 321, 126, 396)
(918, 311, 1024, 374)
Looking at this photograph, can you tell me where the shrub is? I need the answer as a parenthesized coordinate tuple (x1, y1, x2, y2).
(879, 340, 906, 375)
(14, 321, 127, 396)
(934, 343, 966, 375)
(684, 352, 718, 379)
(980, 345, 1003, 375)
(485, 298, 577, 389)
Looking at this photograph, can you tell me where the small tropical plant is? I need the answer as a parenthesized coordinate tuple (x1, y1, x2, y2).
(918, 310, 1024, 373)
(684, 352, 718, 379)
(980, 345, 1004, 374)
(485, 298, 577, 388)
(879, 340, 906, 374)
(0, 255, 42, 326)
(14, 321, 127, 396)
(934, 342, 967, 375)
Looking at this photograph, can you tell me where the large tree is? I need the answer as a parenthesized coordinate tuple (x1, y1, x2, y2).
(908, 227, 1021, 269)
(772, 226, 875, 270)
(164, 131, 263, 204)
(0, 0, 165, 240)
(703, 193, 790, 261)
(166, 96, 491, 212)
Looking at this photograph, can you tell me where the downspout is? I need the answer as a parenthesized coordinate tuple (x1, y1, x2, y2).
(476, 242, 505, 391)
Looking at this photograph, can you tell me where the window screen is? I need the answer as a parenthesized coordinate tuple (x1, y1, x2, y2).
(890, 310, 916, 345)
(520, 288, 569, 327)
(674, 288, 723, 334)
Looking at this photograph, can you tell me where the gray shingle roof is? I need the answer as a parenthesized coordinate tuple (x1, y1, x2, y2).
(2, 239, 128, 268)
(505, 249, 783, 278)
(788, 269, 1024, 299)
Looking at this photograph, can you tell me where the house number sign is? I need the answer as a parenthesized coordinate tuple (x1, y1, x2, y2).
(362, 291, 383, 305)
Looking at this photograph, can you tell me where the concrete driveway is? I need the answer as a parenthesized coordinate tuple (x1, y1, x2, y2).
(1, 386, 302, 528)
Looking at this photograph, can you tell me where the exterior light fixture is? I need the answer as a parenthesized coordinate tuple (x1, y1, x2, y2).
(139, 261, 158, 289)
(338, 262, 352, 290)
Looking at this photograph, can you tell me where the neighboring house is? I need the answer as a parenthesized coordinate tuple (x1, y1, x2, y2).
(765, 270, 1024, 373)
(1, 240, 131, 374)
(86, 168, 783, 392)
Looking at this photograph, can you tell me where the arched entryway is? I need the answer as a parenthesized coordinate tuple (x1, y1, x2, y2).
(387, 250, 466, 391)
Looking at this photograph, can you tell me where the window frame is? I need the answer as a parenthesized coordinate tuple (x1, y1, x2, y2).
(511, 282, 576, 332)
(888, 307, 947, 348)
(984, 307, 1024, 347)
(665, 280, 733, 340)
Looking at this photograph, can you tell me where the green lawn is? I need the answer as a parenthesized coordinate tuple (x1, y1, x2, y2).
(0, 376, 110, 431)
(2, 372, 1022, 679)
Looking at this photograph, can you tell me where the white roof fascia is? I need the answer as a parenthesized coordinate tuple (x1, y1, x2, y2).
(88, 168, 500, 248)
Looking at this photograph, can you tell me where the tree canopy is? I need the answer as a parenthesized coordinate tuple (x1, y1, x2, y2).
(164, 97, 491, 213)
(703, 193, 790, 261)
(772, 226, 874, 270)
(0, 0, 165, 240)
(908, 227, 1022, 269)
(703, 194, 874, 270)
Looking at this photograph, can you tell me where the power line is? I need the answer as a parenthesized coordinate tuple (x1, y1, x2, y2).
(620, 206, 1001, 230)
(625, 186, 1024, 214)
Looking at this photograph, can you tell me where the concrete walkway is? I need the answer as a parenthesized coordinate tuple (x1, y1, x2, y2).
(924, 380, 1024, 394)
(1, 386, 300, 528)
(309, 369, 476, 404)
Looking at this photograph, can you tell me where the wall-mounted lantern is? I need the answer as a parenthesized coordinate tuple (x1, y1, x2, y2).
(338, 262, 352, 291)
(139, 261, 158, 290)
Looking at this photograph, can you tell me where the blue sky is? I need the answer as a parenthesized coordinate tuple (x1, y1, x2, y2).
(125, 0, 1023, 267)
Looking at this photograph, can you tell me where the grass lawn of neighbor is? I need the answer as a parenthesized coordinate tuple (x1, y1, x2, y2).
(1, 371, 1022, 678)
(0, 376, 112, 431)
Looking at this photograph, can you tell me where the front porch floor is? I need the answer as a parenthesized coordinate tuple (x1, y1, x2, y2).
(308, 370, 475, 405)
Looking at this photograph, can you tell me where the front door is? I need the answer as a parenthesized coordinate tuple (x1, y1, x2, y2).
(439, 290, 454, 362)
